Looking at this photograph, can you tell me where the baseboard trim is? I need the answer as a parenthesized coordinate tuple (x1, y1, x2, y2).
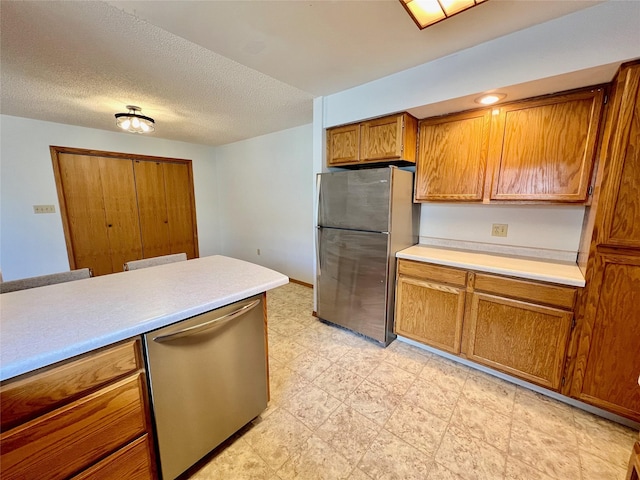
(289, 278, 313, 289)
(397, 335, 640, 430)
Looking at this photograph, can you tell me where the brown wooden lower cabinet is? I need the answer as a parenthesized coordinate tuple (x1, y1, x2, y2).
(0, 339, 156, 480)
(395, 262, 467, 354)
(71, 434, 155, 480)
(466, 292, 572, 390)
(395, 259, 577, 392)
(570, 252, 640, 421)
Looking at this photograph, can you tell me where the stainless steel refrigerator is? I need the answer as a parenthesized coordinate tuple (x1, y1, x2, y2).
(316, 166, 418, 346)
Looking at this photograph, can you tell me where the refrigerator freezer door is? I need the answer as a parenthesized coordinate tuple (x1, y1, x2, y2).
(318, 168, 391, 232)
(317, 227, 389, 343)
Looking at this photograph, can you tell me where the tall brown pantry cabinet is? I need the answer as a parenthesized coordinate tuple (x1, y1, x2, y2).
(570, 61, 640, 423)
(51, 147, 198, 277)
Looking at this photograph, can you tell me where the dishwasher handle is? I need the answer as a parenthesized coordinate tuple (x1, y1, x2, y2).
(152, 298, 261, 343)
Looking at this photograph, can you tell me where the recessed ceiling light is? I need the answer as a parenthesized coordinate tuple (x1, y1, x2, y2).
(475, 93, 506, 105)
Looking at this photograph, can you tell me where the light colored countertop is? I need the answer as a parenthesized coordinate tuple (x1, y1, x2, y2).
(0, 255, 288, 381)
(397, 244, 585, 287)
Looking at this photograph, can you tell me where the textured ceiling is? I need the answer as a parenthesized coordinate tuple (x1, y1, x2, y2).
(1, 0, 604, 147)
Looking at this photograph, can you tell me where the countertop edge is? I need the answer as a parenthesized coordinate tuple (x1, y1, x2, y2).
(396, 246, 585, 287)
(1, 274, 288, 382)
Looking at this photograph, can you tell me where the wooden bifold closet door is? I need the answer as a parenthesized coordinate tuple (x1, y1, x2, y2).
(52, 147, 198, 276)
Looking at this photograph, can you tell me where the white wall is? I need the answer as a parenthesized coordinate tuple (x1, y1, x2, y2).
(323, 1, 640, 126)
(316, 1, 640, 256)
(419, 204, 585, 253)
(215, 124, 314, 284)
(0, 115, 220, 280)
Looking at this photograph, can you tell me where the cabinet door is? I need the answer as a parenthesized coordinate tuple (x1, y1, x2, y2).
(134, 161, 171, 259)
(395, 275, 466, 354)
(415, 110, 491, 201)
(599, 66, 640, 248)
(467, 293, 573, 390)
(488, 88, 605, 201)
(327, 124, 360, 166)
(99, 158, 143, 271)
(56, 154, 113, 276)
(361, 114, 404, 162)
(571, 252, 640, 421)
(163, 163, 198, 259)
(56, 154, 141, 276)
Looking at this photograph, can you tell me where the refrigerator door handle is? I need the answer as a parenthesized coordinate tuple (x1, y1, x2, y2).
(316, 226, 322, 277)
(315, 173, 322, 226)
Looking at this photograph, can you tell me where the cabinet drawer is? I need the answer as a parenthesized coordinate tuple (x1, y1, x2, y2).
(0, 373, 149, 480)
(1, 339, 141, 431)
(71, 434, 155, 480)
(398, 260, 467, 287)
(473, 273, 576, 310)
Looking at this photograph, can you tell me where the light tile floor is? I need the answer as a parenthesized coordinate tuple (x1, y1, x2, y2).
(188, 283, 638, 480)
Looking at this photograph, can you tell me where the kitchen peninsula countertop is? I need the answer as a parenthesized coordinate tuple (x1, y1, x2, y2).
(0, 255, 288, 381)
(397, 244, 585, 287)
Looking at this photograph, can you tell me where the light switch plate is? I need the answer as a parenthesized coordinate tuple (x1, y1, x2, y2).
(33, 205, 56, 214)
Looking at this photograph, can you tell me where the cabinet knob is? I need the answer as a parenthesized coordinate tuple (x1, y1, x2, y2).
(107, 224, 113, 228)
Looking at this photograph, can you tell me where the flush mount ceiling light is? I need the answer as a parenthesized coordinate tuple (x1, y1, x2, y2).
(475, 93, 506, 105)
(400, 0, 488, 30)
(115, 105, 155, 134)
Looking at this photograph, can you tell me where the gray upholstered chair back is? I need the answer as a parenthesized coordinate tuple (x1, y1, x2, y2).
(123, 253, 187, 271)
(0, 268, 92, 293)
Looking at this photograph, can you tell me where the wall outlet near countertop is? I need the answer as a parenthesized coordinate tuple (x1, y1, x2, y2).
(256, 248, 261, 255)
(33, 205, 56, 214)
(491, 223, 508, 237)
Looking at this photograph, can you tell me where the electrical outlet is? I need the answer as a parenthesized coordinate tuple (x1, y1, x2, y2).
(33, 205, 56, 214)
(491, 223, 508, 237)
(257, 248, 261, 255)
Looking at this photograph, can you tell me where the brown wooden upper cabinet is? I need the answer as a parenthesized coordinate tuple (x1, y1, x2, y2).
(414, 86, 606, 203)
(596, 67, 640, 250)
(488, 88, 605, 202)
(51, 147, 198, 276)
(326, 113, 418, 167)
(415, 109, 491, 201)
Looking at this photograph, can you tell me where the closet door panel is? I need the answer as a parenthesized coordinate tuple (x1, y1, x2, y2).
(98, 158, 143, 271)
(163, 163, 197, 259)
(57, 154, 112, 276)
(134, 161, 171, 259)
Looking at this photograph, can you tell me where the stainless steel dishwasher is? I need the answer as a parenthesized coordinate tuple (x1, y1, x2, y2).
(143, 294, 267, 480)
